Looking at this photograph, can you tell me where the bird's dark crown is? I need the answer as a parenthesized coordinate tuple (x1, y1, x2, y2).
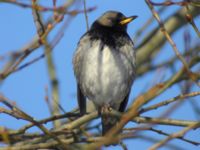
(91, 11, 128, 31)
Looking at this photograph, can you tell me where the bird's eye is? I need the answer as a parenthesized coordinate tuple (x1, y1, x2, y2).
(107, 17, 119, 25)
(107, 17, 114, 21)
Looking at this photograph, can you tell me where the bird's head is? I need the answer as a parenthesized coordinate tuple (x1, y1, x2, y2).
(93, 11, 137, 31)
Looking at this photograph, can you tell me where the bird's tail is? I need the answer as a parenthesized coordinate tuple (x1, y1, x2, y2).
(101, 115, 119, 136)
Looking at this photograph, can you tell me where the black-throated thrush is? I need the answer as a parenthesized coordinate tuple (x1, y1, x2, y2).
(73, 11, 137, 135)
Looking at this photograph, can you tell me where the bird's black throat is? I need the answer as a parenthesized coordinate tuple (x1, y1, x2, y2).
(88, 21, 131, 49)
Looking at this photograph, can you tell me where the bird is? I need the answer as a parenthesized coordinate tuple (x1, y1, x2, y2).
(73, 11, 137, 135)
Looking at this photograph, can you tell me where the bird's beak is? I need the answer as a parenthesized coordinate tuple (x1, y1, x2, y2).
(119, 16, 138, 25)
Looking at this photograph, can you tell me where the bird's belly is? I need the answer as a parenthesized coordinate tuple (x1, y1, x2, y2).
(81, 46, 134, 107)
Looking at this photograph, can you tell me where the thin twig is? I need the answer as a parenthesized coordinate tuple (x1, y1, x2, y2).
(0, 95, 67, 149)
(0, 0, 96, 15)
(83, 0, 89, 31)
(149, 122, 200, 150)
(145, 0, 200, 87)
(140, 91, 200, 113)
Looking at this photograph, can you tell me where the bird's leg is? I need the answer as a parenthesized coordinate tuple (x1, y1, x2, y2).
(101, 104, 113, 116)
(101, 104, 117, 136)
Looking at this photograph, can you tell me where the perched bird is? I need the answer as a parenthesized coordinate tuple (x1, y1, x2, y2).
(73, 11, 137, 135)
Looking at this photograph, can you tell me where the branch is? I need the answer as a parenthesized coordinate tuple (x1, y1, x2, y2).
(0, 0, 96, 15)
(0, 95, 67, 149)
(136, 5, 200, 67)
(140, 91, 200, 113)
(149, 122, 200, 150)
(146, 0, 200, 87)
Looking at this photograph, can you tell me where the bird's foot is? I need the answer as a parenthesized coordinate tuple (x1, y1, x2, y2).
(101, 104, 113, 115)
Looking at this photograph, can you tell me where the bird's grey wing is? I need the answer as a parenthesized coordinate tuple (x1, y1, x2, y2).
(73, 34, 91, 80)
(77, 84, 86, 115)
(118, 90, 130, 112)
(73, 34, 91, 115)
(118, 39, 136, 112)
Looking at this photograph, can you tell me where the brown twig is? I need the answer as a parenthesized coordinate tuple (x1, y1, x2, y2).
(83, 0, 89, 31)
(149, 0, 188, 6)
(0, 0, 96, 15)
(123, 127, 200, 146)
(149, 122, 200, 150)
(146, 0, 200, 87)
(185, 6, 200, 37)
(0, 95, 67, 149)
(140, 91, 200, 113)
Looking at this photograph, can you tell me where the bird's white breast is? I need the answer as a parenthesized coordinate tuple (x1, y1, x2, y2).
(79, 40, 135, 107)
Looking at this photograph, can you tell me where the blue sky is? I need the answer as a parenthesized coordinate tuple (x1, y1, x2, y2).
(0, 0, 200, 149)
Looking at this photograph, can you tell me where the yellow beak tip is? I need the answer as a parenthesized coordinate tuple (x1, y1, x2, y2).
(120, 16, 138, 25)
